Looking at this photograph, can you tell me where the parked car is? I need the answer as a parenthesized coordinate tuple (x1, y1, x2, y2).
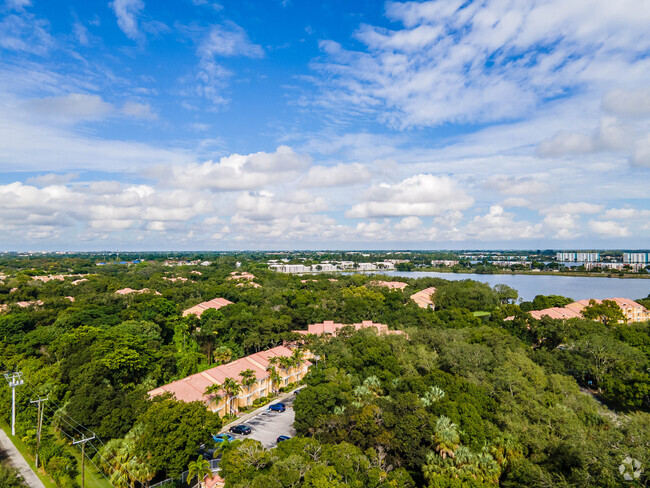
(213, 433, 234, 443)
(268, 402, 286, 412)
(229, 424, 252, 435)
(276, 435, 291, 443)
(197, 447, 217, 460)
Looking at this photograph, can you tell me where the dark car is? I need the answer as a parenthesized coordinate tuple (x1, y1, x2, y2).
(229, 424, 252, 435)
(213, 433, 234, 443)
(268, 402, 286, 412)
(197, 447, 217, 460)
(277, 435, 291, 443)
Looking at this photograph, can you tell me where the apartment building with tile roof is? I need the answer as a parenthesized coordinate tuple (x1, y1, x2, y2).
(367, 280, 409, 291)
(182, 297, 234, 317)
(529, 297, 649, 323)
(293, 320, 404, 336)
(149, 345, 311, 415)
(410, 287, 436, 309)
(115, 287, 161, 295)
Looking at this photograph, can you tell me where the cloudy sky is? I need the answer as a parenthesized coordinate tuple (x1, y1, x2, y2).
(1, 0, 649, 250)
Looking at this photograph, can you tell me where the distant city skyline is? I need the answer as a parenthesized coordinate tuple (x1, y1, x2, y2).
(0, 0, 649, 250)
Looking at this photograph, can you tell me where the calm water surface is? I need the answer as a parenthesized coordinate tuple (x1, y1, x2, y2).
(380, 271, 650, 302)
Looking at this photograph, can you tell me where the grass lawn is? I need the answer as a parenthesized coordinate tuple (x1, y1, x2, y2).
(472, 311, 491, 317)
(65, 440, 114, 488)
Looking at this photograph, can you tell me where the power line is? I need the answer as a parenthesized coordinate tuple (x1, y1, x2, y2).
(21, 381, 88, 439)
(73, 434, 96, 488)
(85, 441, 136, 488)
(41, 417, 115, 488)
(29, 395, 48, 469)
(83, 448, 120, 488)
(21, 379, 140, 487)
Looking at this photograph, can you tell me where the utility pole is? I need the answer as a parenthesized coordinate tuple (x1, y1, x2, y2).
(4, 372, 24, 435)
(30, 396, 48, 469)
(73, 434, 95, 488)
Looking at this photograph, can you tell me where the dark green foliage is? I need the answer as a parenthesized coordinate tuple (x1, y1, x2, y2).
(1, 255, 649, 486)
(581, 299, 626, 325)
(219, 437, 415, 488)
(520, 294, 573, 312)
(0, 465, 28, 488)
(135, 397, 222, 478)
(433, 281, 499, 312)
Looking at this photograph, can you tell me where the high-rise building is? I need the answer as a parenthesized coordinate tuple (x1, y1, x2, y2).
(556, 252, 600, 262)
(623, 252, 649, 264)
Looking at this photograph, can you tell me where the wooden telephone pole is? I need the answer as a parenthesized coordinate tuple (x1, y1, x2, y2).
(30, 396, 48, 469)
(73, 434, 95, 488)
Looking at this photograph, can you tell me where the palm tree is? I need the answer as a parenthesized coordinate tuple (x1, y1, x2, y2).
(352, 385, 373, 407)
(489, 435, 522, 471)
(363, 375, 381, 394)
(239, 369, 257, 406)
(476, 446, 501, 484)
(127, 456, 156, 488)
(266, 365, 282, 395)
(278, 355, 293, 371)
(222, 377, 242, 416)
(433, 416, 460, 459)
(290, 348, 304, 368)
(204, 383, 223, 410)
(187, 456, 211, 488)
(422, 452, 457, 482)
(212, 346, 232, 365)
(421, 386, 445, 407)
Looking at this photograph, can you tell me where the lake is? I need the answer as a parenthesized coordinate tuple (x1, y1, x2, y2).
(379, 271, 650, 302)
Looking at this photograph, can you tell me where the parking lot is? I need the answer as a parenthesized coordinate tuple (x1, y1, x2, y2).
(228, 396, 297, 448)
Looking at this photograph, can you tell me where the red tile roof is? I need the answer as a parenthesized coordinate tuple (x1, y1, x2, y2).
(529, 297, 648, 321)
(148, 345, 306, 404)
(368, 280, 408, 290)
(293, 320, 404, 336)
(410, 287, 436, 308)
(182, 297, 234, 317)
(115, 287, 161, 296)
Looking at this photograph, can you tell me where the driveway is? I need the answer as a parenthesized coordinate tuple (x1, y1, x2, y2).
(226, 396, 297, 448)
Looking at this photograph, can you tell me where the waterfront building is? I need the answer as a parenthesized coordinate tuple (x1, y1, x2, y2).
(530, 297, 650, 323)
(556, 252, 600, 262)
(623, 252, 649, 264)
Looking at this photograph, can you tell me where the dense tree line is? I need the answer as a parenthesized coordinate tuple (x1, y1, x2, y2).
(0, 256, 649, 487)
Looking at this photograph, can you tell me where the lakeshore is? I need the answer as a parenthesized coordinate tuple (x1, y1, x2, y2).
(381, 270, 650, 302)
(415, 267, 650, 279)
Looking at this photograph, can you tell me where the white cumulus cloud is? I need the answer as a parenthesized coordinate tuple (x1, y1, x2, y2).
(346, 174, 473, 218)
(588, 219, 629, 237)
(301, 162, 371, 187)
(154, 145, 310, 191)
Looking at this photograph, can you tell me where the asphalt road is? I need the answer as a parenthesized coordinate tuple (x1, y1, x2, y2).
(227, 396, 297, 448)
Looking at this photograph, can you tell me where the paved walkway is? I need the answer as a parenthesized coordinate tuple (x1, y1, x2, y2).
(0, 428, 46, 488)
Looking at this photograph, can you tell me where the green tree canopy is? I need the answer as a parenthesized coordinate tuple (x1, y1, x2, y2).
(135, 397, 222, 478)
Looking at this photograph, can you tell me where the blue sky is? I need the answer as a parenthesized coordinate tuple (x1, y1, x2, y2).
(0, 0, 649, 250)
